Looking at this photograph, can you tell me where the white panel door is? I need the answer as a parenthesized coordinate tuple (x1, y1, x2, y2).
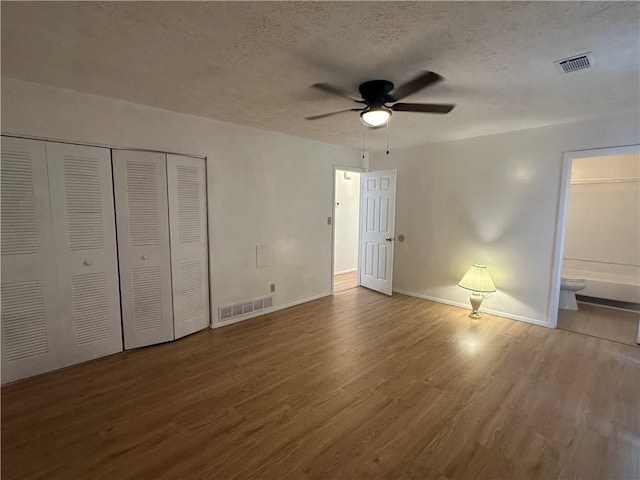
(359, 169, 397, 296)
(46, 142, 123, 366)
(113, 150, 174, 349)
(1, 137, 64, 383)
(167, 155, 210, 339)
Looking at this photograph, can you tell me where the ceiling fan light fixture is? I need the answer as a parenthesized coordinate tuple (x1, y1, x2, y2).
(360, 108, 391, 127)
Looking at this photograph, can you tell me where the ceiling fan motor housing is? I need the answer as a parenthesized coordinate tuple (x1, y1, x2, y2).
(359, 80, 394, 106)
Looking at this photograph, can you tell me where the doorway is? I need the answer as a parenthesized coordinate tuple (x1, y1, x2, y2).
(333, 168, 362, 293)
(551, 145, 640, 345)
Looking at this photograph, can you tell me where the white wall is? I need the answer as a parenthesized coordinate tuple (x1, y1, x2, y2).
(369, 114, 640, 326)
(1, 77, 365, 326)
(563, 153, 640, 301)
(334, 170, 360, 274)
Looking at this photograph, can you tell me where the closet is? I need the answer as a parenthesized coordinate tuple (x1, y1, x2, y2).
(1, 137, 209, 384)
(113, 150, 209, 349)
(1, 138, 123, 383)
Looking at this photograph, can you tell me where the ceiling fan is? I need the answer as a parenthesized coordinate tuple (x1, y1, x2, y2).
(305, 71, 455, 127)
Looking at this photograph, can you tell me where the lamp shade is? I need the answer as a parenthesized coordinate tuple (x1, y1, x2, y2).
(458, 264, 496, 293)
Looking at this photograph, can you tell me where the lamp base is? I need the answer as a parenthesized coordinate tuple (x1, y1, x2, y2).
(469, 292, 484, 318)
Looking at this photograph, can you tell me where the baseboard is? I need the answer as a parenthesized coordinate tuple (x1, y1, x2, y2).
(211, 291, 332, 329)
(393, 289, 549, 328)
(211, 288, 549, 329)
(334, 268, 357, 275)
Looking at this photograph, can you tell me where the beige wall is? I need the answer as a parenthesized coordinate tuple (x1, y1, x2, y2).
(1, 77, 366, 326)
(369, 114, 640, 325)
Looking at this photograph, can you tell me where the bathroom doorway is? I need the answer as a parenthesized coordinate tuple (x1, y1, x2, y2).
(333, 168, 362, 293)
(553, 146, 640, 345)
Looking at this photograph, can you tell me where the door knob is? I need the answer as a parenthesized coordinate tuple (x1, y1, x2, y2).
(83, 260, 93, 266)
(385, 237, 395, 242)
(141, 255, 149, 260)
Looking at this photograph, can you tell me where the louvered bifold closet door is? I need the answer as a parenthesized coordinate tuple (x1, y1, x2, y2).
(1, 138, 63, 383)
(167, 155, 210, 338)
(46, 142, 123, 366)
(113, 150, 174, 349)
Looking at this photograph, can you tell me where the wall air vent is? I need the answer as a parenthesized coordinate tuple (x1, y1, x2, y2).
(554, 52, 593, 74)
(218, 295, 273, 322)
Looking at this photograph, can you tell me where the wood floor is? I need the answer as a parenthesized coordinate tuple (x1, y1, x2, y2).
(334, 270, 358, 293)
(2, 288, 639, 479)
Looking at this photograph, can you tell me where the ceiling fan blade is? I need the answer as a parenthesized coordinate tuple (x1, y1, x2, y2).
(388, 71, 443, 102)
(391, 103, 455, 114)
(310, 83, 362, 102)
(304, 108, 363, 120)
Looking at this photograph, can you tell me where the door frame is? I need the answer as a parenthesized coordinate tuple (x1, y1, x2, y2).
(548, 143, 640, 328)
(331, 165, 366, 294)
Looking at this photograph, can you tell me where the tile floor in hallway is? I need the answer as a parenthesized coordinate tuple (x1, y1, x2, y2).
(557, 301, 640, 346)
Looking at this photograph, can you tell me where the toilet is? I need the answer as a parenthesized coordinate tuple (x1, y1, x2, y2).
(559, 277, 587, 310)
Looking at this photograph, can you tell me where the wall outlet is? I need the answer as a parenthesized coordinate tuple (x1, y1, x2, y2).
(270, 283, 275, 293)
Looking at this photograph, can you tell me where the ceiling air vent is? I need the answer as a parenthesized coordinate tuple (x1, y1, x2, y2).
(554, 52, 594, 74)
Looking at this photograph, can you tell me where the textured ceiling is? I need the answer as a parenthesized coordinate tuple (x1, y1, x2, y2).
(2, 1, 639, 151)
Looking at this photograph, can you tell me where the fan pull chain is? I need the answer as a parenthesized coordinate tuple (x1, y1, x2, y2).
(362, 122, 366, 159)
(386, 118, 390, 155)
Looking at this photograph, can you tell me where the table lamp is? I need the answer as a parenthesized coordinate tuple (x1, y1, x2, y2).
(458, 264, 496, 318)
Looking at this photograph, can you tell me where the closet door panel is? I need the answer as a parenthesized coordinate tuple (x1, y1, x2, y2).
(46, 142, 123, 365)
(113, 150, 174, 349)
(167, 155, 210, 339)
(1, 137, 64, 383)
